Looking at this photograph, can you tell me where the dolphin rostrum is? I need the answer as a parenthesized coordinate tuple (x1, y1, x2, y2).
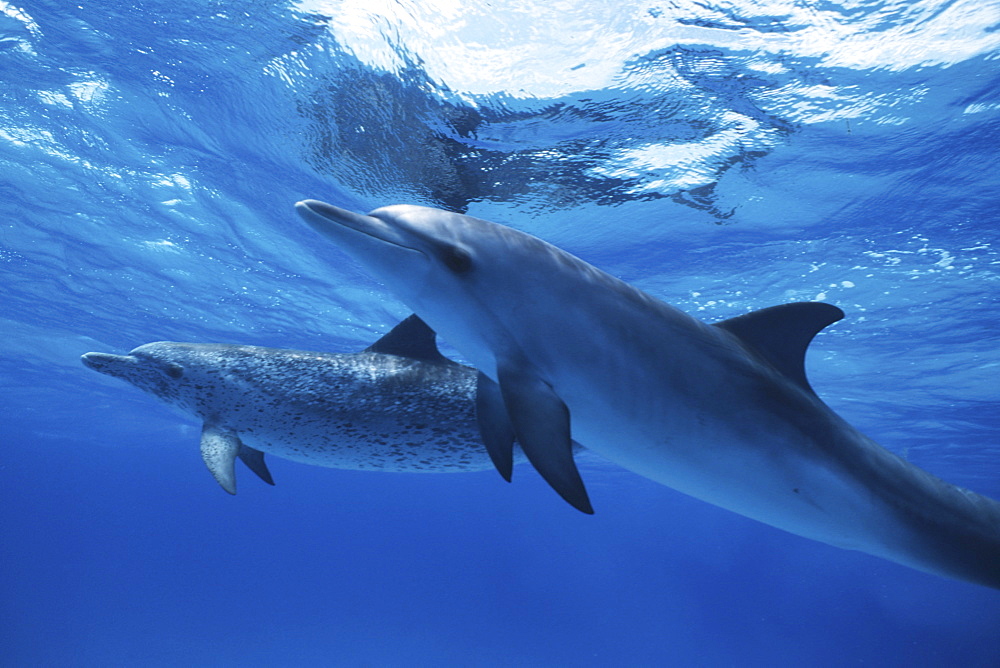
(82, 315, 526, 493)
(295, 199, 1000, 589)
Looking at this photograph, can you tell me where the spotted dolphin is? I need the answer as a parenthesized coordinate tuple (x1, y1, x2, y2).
(295, 199, 1000, 589)
(82, 315, 526, 493)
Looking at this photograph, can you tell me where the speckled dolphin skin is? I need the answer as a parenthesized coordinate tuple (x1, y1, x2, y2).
(82, 316, 524, 493)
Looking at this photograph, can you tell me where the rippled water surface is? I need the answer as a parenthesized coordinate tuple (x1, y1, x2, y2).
(2, 1, 999, 665)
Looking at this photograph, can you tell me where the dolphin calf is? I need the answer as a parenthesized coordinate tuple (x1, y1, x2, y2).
(296, 199, 1000, 589)
(82, 315, 526, 493)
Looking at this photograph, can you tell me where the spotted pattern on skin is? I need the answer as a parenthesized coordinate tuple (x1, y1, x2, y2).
(86, 342, 516, 472)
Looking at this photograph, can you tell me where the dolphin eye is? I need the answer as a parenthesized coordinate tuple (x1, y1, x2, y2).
(442, 246, 473, 274)
(163, 364, 184, 379)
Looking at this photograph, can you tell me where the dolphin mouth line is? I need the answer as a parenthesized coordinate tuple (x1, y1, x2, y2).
(295, 200, 421, 254)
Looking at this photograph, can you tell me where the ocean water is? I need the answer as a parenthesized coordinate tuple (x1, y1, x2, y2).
(2, 0, 999, 665)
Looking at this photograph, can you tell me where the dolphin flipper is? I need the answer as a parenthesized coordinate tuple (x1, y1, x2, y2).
(475, 371, 516, 482)
(201, 424, 241, 494)
(497, 361, 593, 514)
(238, 443, 275, 486)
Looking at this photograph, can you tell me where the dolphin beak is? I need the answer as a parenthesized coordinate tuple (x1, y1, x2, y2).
(295, 200, 416, 251)
(81, 352, 133, 374)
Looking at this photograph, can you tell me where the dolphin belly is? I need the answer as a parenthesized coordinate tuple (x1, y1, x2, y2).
(220, 385, 494, 473)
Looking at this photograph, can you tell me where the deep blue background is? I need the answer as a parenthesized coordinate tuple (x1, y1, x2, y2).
(2, 1, 999, 665)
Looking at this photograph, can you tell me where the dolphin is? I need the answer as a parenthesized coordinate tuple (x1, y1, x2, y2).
(295, 199, 1000, 589)
(82, 315, 527, 493)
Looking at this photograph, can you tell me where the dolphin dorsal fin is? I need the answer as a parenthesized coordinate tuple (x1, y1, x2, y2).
(714, 302, 844, 395)
(364, 314, 448, 363)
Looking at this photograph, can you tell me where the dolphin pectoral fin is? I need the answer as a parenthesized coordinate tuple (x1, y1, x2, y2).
(475, 371, 516, 482)
(200, 424, 241, 495)
(497, 363, 594, 514)
(238, 444, 275, 486)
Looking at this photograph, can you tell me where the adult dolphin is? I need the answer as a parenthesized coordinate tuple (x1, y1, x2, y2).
(295, 199, 1000, 590)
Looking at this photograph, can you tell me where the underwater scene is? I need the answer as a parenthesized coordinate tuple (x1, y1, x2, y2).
(2, 0, 999, 665)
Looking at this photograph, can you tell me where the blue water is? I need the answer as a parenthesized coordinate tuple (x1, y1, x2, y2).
(2, 0, 999, 665)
